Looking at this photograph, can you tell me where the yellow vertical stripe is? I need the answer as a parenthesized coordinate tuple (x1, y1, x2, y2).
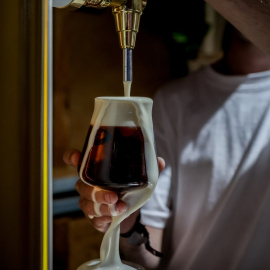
(43, 0, 48, 269)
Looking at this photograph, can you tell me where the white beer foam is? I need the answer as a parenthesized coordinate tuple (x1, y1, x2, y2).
(90, 97, 153, 127)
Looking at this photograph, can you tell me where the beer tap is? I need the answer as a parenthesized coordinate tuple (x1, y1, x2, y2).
(53, 0, 147, 87)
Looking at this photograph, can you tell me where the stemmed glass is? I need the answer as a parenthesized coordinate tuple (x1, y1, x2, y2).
(77, 96, 159, 270)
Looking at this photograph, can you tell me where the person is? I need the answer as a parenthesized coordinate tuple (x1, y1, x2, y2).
(205, 0, 270, 55)
(64, 23, 270, 269)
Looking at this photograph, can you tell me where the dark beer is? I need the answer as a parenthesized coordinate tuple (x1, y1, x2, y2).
(78, 126, 148, 192)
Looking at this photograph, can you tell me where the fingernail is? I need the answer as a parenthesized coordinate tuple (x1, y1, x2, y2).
(115, 201, 127, 215)
(109, 204, 121, 216)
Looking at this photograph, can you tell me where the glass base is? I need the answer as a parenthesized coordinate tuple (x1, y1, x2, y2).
(77, 259, 145, 270)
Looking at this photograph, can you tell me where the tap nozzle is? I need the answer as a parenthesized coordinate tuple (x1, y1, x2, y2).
(112, 0, 146, 49)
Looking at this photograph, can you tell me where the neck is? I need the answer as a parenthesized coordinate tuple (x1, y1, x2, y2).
(213, 40, 270, 76)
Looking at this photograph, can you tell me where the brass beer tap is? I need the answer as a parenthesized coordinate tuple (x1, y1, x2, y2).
(53, 0, 147, 84)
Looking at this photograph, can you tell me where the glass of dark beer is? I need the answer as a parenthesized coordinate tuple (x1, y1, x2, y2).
(77, 96, 159, 270)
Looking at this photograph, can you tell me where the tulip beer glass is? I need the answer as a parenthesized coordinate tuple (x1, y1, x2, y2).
(77, 97, 159, 270)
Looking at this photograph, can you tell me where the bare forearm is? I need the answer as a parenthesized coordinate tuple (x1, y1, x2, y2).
(205, 0, 270, 54)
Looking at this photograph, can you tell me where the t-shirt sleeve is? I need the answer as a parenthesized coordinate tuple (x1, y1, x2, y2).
(141, 165, 172, 229)
(141, 89, 173, 229)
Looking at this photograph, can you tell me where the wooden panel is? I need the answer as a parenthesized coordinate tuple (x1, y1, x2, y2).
(53, 216, 103, 270)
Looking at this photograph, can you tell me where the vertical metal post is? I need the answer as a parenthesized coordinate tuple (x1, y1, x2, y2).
(0, 0, 53, 269)
(41, 0, 53, 269)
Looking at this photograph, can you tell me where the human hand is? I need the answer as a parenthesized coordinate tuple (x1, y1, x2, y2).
(63, 149, 165, 233)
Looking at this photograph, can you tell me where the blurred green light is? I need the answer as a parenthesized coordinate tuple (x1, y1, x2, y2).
(172, 32, 188, 44)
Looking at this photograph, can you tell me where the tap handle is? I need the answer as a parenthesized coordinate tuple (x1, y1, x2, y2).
(53, 0, 127, 9)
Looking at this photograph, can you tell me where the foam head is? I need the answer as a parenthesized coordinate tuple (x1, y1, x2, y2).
(91, 97, 153, 127)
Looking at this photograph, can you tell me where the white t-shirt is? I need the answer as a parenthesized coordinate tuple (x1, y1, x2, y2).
(141, 66, 270, 270)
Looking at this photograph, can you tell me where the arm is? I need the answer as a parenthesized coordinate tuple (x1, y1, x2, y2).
(205, 0, 270, 54)
(120, 225, 164, 270)
(119, 158, 170, 270)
